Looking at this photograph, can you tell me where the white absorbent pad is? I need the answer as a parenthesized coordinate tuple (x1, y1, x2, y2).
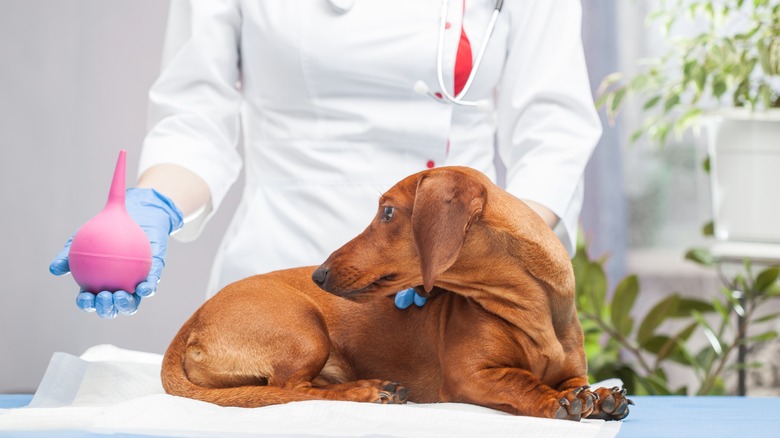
(0, 345, 622, 438)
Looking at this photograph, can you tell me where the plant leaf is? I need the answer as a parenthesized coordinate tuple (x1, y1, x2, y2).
(594, 91, 611, 110)
(642, 372, 673, 395)
(693, 64, 707, 92)
(664, 93, 681, 113)
(675, 108, 703, 133)
(685, 247, 715, 266)
(669, 298, 715, 317)
(629, 129, 644, 144)
(610, 87, 628, 115)
(575, 255, 608, 320)
(760, 83, 774, 109)
(643, 95, 662, 110)
(656, 322, 698, 363)
(597, 72, 623, 97)
(726, 361, 764, 372)
(695, 345, 717, 371)
(637, 294, 680, 344)
(744, 330, 778, 343)
(675, 341, 704, 378)
(641, 335, 671, 354)
(691, 310, 724, 356)
(753, 312, 780, 324)
(611, 275, 639, 337)
(754, 267, 780, 292)
(712, 77, 728, 99)
(712, 298, 731, 320)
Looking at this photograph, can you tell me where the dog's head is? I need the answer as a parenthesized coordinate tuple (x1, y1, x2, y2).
(312, 167, 489, 299)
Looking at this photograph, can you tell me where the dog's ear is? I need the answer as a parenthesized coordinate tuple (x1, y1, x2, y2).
(412, 170, 485, 292)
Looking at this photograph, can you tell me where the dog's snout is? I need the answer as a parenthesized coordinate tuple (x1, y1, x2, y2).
(311, 266, 329, 288)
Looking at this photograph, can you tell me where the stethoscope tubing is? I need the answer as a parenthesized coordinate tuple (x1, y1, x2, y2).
(328, 0, 503, 109)
(435, 0, 503, 107)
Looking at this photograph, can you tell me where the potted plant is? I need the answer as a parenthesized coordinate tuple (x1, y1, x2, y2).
(598, 0, 780, 243)
(573, 238, 780, 396)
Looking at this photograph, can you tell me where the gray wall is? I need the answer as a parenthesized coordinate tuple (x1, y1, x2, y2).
(0, 0, 240, 393)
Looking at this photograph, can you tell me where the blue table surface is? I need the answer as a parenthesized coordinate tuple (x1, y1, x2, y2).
(2, 394, 780, 437)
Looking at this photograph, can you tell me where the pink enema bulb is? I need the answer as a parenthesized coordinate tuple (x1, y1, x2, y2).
(68, 150, 152, 293)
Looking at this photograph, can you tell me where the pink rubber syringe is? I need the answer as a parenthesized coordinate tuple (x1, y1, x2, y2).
(68, 150, 152, 293)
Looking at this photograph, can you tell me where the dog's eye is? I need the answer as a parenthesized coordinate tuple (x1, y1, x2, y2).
(381, 206, 395, 222)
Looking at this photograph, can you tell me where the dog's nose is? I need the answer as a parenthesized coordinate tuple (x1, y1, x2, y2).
(311, 266, 329, 288)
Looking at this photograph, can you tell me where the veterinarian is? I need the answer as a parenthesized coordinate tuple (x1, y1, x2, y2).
(50, 0, 602, 319)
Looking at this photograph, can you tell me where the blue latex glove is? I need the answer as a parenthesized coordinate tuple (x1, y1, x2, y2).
(394, 287, 427, 309)
(50, 188, 184, 319)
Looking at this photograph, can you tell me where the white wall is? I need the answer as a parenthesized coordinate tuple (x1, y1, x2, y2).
(0, 0, 240, 393)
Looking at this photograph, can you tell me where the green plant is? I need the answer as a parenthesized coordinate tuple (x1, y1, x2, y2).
(597, 0, 780, 145)
(684, 247, 780, 393)
(574, 240, 780, 395)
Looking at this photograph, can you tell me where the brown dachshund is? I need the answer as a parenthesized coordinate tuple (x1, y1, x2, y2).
(161, 166, 631, 421)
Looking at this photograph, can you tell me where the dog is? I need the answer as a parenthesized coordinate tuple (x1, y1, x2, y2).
(161, 166, 631, 421)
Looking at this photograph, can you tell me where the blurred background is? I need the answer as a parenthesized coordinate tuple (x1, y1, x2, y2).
(0, 0, 748, 394)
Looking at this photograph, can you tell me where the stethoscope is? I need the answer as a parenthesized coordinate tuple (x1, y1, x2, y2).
(329, 0, 504, 109)
(415, 0, 504, 109)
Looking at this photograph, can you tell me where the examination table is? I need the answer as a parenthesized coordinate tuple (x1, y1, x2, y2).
(0, 346, 778, 437)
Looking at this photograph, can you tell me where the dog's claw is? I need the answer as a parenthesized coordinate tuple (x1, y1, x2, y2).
(573, 385, 590, 396)
(583, 393, 594, 412)
(374, 391, 397, 404)
(554, 388, 593, 422)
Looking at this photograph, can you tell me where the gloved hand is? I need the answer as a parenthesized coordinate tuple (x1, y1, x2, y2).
(49, 188, 184, 319)
(394, 287, 427, 309)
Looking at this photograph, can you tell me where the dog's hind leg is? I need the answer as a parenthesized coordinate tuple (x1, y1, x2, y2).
(169, 281, 407, 407)
(294, 352, 408, 404)
(297, 379, 409, 404)
(177, 331, 407, 407)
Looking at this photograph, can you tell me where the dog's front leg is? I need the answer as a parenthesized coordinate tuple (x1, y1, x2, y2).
(439, 365, 595, 421)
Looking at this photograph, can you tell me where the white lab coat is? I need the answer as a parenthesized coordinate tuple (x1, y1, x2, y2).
(138, 0, 602, 297)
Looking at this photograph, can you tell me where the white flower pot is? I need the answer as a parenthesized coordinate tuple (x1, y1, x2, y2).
(705, 109, 780, 243)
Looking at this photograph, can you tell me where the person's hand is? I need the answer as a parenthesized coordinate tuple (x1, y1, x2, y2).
(394, 287, 427, 309)
(49, 188, 183, 318)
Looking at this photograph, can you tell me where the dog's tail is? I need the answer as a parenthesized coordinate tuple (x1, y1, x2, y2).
(160, 316, 317, 408)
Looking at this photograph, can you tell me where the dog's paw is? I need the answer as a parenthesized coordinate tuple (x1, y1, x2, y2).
(587, 386, 633, 420)
(553, 385, 596, 421)
(373, 381, 409, 404)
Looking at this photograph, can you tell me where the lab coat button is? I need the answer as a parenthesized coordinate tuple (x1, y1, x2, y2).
(426, 160, 435, 169)
(445, 22, 452, 30)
